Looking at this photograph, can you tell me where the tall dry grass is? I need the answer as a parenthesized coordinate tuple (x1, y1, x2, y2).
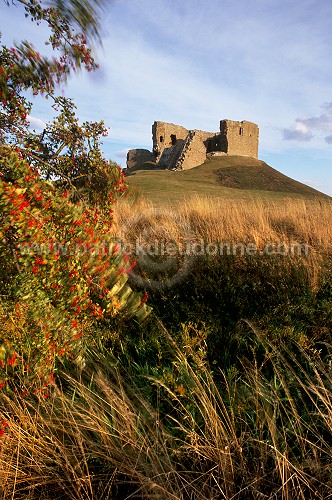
(113, 196, 332, 253)
(0, 354, 182, 500)
(1, 327, 331, 499)
(157, 322, 332, 499)
(112, 196, 332, 291)
(182, 196, 332, 251)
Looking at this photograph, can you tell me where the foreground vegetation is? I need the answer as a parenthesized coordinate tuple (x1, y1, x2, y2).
(1, 327, 331, 499)
(1, 196, 332, 499)
(1, 2, 331, 498)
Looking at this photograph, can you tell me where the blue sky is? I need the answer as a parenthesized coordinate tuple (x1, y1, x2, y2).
(1, 0, 332, 195)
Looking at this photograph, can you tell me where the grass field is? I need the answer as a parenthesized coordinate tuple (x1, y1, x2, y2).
(1, 159, 332, 499)
(113, 195, 331, 264)
(125, 155, 330, 206)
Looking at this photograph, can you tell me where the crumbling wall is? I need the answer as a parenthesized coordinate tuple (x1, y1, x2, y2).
(152, 121, 189, 167)
(220, 120, 259, 158)
(127, 119, 259, 171)
(126, 149, 154, 169)
(206, 133, 225, 153)
(180, 130, 214, 170)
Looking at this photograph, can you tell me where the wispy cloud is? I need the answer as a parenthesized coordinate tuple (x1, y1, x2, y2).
(283, 122, 313, 142)
(114, 148, 129, 159)
(283, 102, 332, 144)
(27, 115, 46, 130)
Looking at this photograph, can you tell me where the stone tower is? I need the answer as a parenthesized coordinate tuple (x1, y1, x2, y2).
(219, 120, 259, 158)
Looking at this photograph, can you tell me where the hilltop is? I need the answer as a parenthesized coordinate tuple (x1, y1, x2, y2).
(125, 155, 329, 206)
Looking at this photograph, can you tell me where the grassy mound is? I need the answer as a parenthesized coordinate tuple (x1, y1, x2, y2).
(125, 155, 329, 205)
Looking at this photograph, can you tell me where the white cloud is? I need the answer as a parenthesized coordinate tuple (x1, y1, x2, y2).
(283, 102, 332, 143)
(114, 148, 129, 159)
(283, 121, 313, 142)
(27, 115, 46, 130)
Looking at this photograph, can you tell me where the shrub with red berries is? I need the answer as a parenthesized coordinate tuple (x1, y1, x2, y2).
(0, 0, 150, 394)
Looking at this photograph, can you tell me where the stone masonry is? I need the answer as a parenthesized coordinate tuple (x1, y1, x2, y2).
(126, 149, 154, 169)
(218, 120, 259, 158)
(126, 119, 259, 170)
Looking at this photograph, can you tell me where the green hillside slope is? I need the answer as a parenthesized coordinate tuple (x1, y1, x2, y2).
(125, 156, 329, 205)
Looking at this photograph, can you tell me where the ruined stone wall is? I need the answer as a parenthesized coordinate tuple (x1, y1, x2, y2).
(158, 139, 185, 169)
(180, 130, 214, 170)
(206, 133, 225, 153)
(220, 120, 259, 158)
(152, 121, 189, 167)
(126, 119, 259, 171)
(126, 149, 154, 169)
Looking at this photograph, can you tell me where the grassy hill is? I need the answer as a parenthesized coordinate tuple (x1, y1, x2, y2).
(125, 155, 329, 205)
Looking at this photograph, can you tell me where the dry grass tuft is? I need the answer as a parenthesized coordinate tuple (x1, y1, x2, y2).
(1, 331, 331, 499)
(0, 358, 182, 499)
(113, 196, 332, 254)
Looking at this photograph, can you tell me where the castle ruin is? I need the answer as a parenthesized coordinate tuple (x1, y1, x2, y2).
(126, 119, 259, 171)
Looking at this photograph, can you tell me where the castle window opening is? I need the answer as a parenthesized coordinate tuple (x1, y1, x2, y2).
(239, 127, 243, 136)
(171, 134, 177, 145)
(160, 136, 164, 143)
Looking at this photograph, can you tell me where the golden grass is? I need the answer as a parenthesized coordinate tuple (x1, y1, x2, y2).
(0, 358, 182, 500)
(112, 196, 332, 291)
(113, 196, 332, 252)
(1, 327, 331, 499)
